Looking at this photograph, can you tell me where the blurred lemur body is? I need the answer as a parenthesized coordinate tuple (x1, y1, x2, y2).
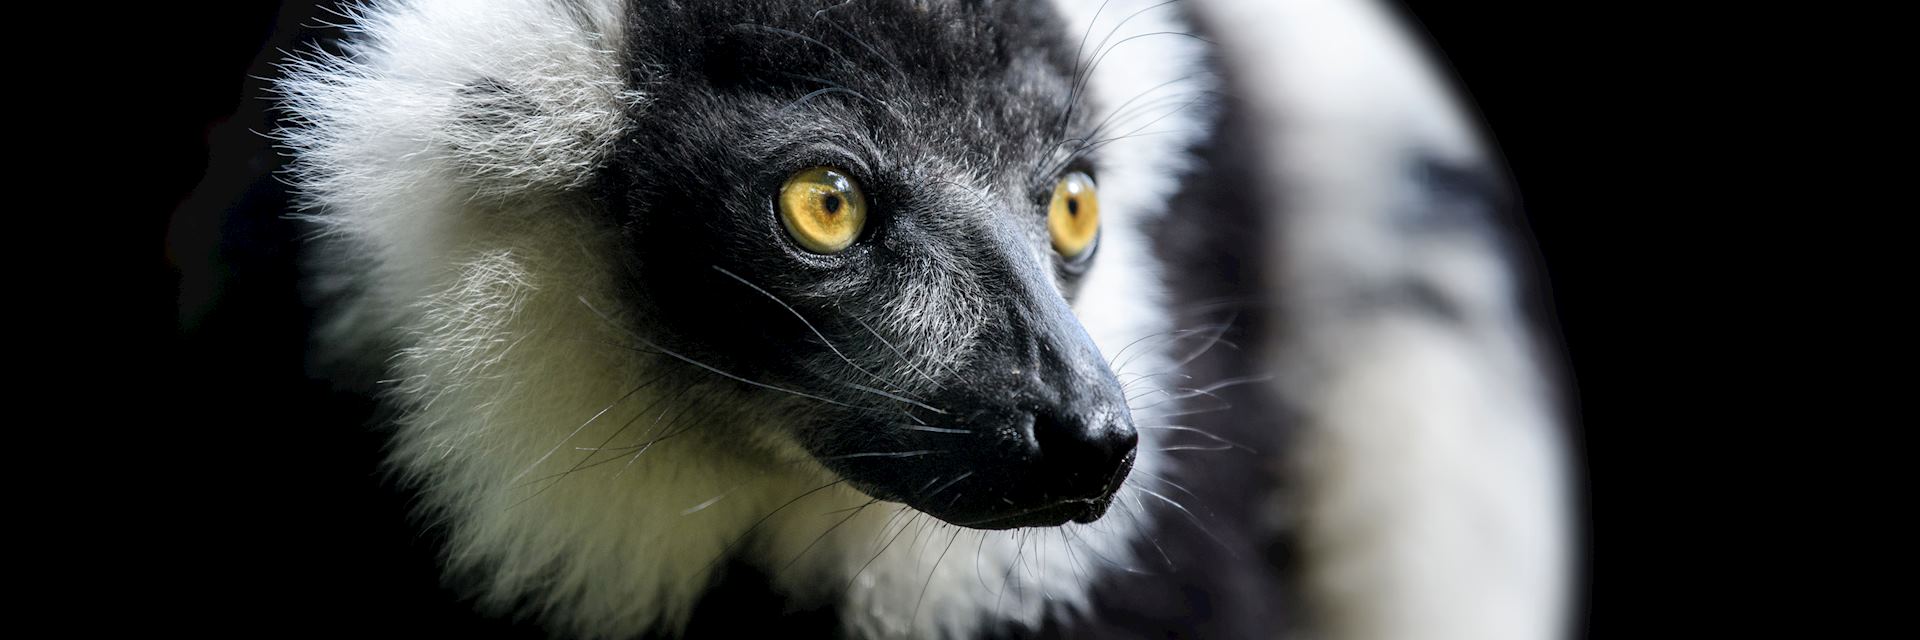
(280, 1, 1568, 638)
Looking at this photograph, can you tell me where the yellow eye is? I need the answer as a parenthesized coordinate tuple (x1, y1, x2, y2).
(778, 167, 868, 254)
(1048, 172, 1099, 258)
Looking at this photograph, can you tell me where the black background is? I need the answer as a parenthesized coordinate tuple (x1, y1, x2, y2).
(113, 1, 1604, 635)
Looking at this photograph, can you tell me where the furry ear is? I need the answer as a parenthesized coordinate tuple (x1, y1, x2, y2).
(274, 0, 640, 222)
(438, 71, 635, 198)
(274, 0, 643, 385)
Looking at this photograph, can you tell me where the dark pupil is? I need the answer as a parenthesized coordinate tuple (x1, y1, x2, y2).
(1066, 197, 1079, 216)
(822, 193, 841, 215)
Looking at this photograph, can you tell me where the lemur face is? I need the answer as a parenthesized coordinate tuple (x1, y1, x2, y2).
(600, 1, 1135, 528)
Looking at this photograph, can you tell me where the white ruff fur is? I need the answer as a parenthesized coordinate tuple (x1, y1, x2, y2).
(278, 1, 1211, 638)
(1196, 1, 1572, 639)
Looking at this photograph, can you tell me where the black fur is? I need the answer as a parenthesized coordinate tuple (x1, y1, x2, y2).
(595, 2, 1295, 637)
(595, 0, 1138, 530)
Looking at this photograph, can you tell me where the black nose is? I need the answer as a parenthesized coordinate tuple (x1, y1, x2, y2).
(1029, 407, 1137, 507)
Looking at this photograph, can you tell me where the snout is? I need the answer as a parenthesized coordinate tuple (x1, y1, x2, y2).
(854, 391, 1136, 530)
(842, 319, 1139, 530)
(964, 405, 1137, 528)
(811, 335, 1140, 530)
(804, 208, 1139, 529)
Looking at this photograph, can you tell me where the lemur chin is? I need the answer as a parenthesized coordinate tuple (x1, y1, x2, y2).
(276, 0, 1572, 638)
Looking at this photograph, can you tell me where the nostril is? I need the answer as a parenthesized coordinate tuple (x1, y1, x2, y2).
(1030, 409, 1137, 499)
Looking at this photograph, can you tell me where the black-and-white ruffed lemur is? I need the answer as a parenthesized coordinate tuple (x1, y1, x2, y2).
(266, 0, 1573, 637)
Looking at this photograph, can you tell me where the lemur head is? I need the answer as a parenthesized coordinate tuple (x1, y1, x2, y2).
(603, 1, 1135, 528)
(282, 0, 1208, 631)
